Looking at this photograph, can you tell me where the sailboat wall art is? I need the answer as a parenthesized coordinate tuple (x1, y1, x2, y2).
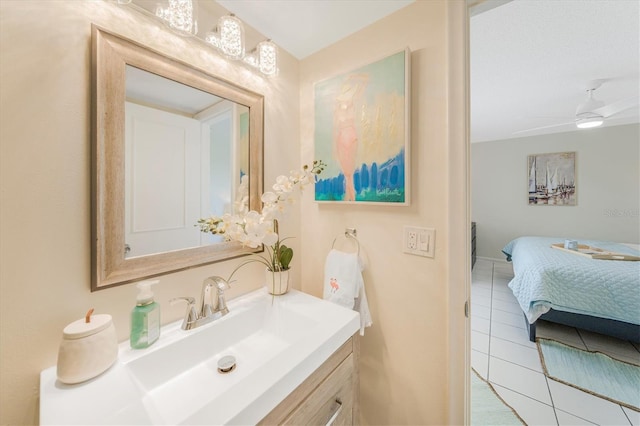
(313, 49, 410, 205)
(528, 151, 576, 206)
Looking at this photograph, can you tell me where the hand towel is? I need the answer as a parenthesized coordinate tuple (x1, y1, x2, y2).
(323, 249, 372, 335)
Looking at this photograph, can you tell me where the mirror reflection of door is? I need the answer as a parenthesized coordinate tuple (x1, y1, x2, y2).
(124, 65, 248, 258)
(197, 101, 250, 247)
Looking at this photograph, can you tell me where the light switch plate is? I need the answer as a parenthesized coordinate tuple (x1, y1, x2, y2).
(403, 226, 435, 258)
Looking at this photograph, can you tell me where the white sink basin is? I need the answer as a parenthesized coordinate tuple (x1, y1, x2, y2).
(40, 289, 359, 425)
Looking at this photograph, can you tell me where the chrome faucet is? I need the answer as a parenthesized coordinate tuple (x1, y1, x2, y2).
(200, 276, 230, 318)
(171, 276, 231, 330)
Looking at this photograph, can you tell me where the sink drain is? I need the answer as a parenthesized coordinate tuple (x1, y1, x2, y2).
(217, 355, 236, 374)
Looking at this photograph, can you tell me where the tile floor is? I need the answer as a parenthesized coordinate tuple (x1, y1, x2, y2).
(471, 258, 640, 426)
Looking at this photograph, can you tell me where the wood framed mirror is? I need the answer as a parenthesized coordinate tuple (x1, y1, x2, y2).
(91, 25, 263, 290)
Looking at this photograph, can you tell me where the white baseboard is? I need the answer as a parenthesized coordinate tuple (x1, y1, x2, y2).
(476, 256, 510, 264)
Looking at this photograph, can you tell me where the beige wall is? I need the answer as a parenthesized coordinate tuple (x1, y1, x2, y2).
(0, 2, 301, 424)
(1, 1, 469, 425)
(299, 2, 469, 424)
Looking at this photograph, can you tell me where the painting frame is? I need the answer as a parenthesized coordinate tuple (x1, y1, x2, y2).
(527, 151, 577, 206)
(313, 48, 411, 205)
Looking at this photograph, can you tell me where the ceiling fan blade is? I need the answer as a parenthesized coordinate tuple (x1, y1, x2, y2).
(592, 96, 639, 118)
(513, 121, 575, 135)
(522, 115, 575, 120)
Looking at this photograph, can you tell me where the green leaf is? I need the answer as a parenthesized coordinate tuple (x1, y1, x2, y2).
(278, 245, 293, 270)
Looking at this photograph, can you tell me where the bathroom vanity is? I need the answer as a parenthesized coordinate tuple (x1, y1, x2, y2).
(40, 289, 360, 425)
(260, 335, 358, 425)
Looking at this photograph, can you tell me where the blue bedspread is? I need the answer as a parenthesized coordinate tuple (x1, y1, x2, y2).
(502, 237, 640, 325)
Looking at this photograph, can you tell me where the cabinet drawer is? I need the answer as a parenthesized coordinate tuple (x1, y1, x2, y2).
(283, 354, 354, 425)
(259, 337, 358, 426)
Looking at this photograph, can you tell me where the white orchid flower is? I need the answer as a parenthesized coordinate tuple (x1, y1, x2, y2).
(234, 196, 249, 215)
(244, 210, 262, 224)
(261, 225, 279, 246)
(238, 226, 262, 249)
(299, 172, 312, 187)
(242, 213, 275, 248)
(273, 175, 294, 193)
(225, 223, 245, 242)
(261, 191, 279, 205)
(289, 169, 306, 183)
(232, 176, 250, 213)
(264, 197, 290, 220)
(197, 160, 326, 279)
(261, 203, 278, 221)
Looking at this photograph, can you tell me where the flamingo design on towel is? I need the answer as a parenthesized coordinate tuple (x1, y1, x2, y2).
(330, 278, 339, 293)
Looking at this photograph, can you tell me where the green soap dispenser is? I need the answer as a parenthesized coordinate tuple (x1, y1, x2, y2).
(130, 280, 160, 349)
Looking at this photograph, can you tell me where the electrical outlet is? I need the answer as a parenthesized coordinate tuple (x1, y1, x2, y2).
(407, 229, 417, 250)
(403, 226, 435, 258)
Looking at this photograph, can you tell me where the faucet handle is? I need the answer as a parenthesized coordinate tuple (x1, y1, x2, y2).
(217, 280, 230, 292)
(170, 297, 198, 330)
(211, 276, 230, 291)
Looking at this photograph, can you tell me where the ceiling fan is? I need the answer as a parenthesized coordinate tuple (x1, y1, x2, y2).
(514, 79, 639, 135)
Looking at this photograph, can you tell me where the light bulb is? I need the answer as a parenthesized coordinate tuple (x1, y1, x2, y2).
(576, 115, 604, 129)
(257, 40, 278, 76)
(218, 15, 245, 60)
(156, 0, 198, 37)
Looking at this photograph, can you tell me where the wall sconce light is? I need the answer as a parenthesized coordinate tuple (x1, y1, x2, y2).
(206, 14, 245, 60)
(205, 15, 278, 77)
(256, 40, 278, 76)
(128, 1, 279, 77)
(156, 0, 198, 37)
(243, 40, 278, 76)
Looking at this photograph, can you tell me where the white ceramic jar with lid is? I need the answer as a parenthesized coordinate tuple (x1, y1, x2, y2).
(56, 309, 118, 384)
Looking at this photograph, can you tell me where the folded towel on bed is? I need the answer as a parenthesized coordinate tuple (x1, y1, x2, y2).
(323, 249, 372, 335)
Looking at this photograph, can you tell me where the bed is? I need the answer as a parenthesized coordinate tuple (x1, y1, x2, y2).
(502, 236, 640, 343)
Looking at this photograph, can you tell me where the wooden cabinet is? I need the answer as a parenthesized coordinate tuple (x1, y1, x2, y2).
(259, 335, 359, 425)
(471, 222, 477, 268)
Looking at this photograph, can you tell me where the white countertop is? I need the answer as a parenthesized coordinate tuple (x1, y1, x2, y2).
(40, 289, 359, 425)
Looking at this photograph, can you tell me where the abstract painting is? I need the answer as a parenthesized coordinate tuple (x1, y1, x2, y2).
(314, 49, 410, 204)
(528, 151, 576, 206)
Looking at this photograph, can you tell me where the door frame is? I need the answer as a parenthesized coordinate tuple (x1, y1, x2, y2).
(448, 2, 514, 424)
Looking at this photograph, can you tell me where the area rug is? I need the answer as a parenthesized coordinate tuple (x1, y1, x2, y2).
(471, 369, 525, 425)
(537, 338, 640, 411)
